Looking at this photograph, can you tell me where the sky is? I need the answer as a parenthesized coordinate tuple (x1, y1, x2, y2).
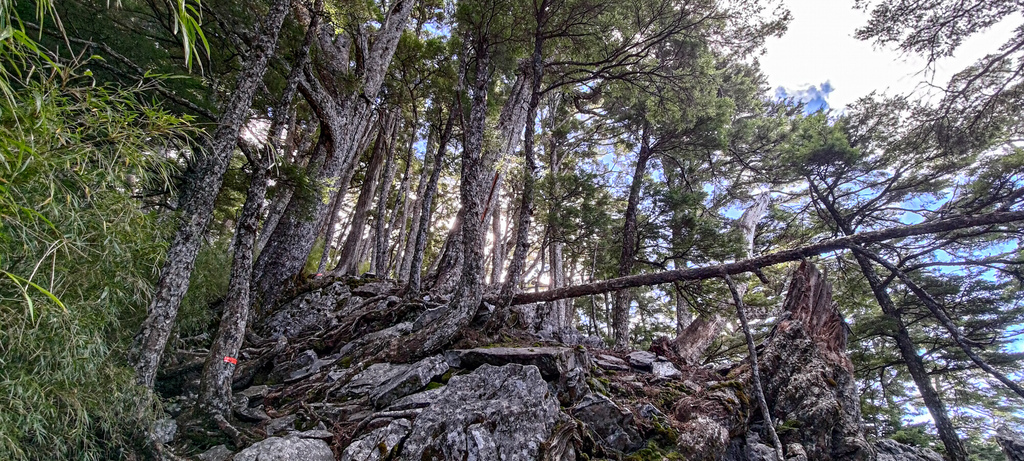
(759, 0, 1022, 112)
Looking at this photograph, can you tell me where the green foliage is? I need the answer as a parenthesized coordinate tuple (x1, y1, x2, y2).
(0, 51, 193, 458)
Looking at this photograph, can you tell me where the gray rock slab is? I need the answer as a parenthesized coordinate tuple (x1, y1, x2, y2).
(594, 354, 629, 371)
(337, 355, 448, 408)
(399, 363, 560, 461)
(197, 444, 233, 461)
(232, 436, 334, 461)
(340, 418, 412, 461)
(652, 360, 682, 379)
(570, 393, 643, 453)
(626, 351, 656, 370)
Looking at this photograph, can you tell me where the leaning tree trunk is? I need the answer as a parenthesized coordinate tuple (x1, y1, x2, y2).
(195, 144, 269, 419)
(855, 245, 1024, 399)
(808, 181, 968, 461)
(335, 118, 395, 275)
(611, 131, 651, 347)
(252, 0, 414, 307)
(505, 210, 1024, 305)
(130, 0, 291, 388)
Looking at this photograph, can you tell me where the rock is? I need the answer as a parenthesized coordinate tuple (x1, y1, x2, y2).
(786, 442, 809, 461)
(340, 418, 412, 461)
(232, 436, 334, 461)
(261, 281, 350, 339)
(626, 351, 656, 370)
(290, 429, 334, 440)
(238, 385, 270, 399)
(874, 439, 944, 461)
(639, 403, 666, 421)
(197, 444, 234, 461)
(233, 404, 270, 422)
(746, 442, 779, 461)
(652, 360, 682, 379)
(350, 281, 392, 297)
(594, 354, 629, 371)
(571, 393, 644, 453)
(264, 414, 297, 436)
(151, 418, 176, 444)
(997, 425, 1024, 461)
(445, 346, 589, 404)
(336, 355, 448, 408)
(387, 387, 444, 411)
(399, 363, 559, 460)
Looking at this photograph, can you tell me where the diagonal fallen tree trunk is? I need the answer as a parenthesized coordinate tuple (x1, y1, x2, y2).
(508, 209, 1024, 305)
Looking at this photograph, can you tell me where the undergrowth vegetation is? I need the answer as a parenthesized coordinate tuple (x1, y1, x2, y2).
(0, 47, 196, 461)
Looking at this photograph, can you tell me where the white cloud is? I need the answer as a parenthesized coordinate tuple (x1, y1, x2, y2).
(758, 0, 1021, 110)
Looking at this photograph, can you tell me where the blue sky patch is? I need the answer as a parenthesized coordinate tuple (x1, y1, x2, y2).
(775, 81, 834, 113)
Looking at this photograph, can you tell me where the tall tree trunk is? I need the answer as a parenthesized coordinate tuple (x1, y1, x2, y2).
(252, 0, 414, 306)
(808, 181, 968, 461)
(413, 48, 492, 354)
(335, 118, 396, 275)
(544, 141, 567, 331)
(316, 183, 348, 274)
(407, 109, 455, 293)
(373, 125, 405, 276)
(611, 129, 651, 347)
(490, 183, 505, 285)
(195, 145, 269, 418)
(383, 146, 414, 277)
(498, 8, 547, 312)
(130, 0, 291, 388)
(400, 125, 436, 281)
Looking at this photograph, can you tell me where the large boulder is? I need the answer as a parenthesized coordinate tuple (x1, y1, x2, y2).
(445, 346, 589, 404)
(334, 355, 449, 409)
(571, 393, 644, 453)
(398, 363, 560, 460)
(232, 436, 334, 461)
(261, 281, 351, 339)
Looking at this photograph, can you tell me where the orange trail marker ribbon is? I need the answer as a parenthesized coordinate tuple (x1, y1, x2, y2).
(224, 356, 238, 364)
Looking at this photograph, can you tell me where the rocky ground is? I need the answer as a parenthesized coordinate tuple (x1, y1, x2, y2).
(153, 264, 1024, 460)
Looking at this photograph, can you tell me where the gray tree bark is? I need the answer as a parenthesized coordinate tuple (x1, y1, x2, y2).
(406, 109, 455, 294)
(335, 117, 396, 275)
(373, 124, 405, 276)
(196, 144, 269, 418)
(130, 0, 291, 388)
(611, 129, 651, 347)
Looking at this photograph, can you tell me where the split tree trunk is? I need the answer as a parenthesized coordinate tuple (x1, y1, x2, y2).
(130, 0, 291, 388)
(252, 0, 414, 307)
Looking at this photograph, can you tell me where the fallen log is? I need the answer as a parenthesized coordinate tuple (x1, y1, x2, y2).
(510, 210, 1024, 305)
